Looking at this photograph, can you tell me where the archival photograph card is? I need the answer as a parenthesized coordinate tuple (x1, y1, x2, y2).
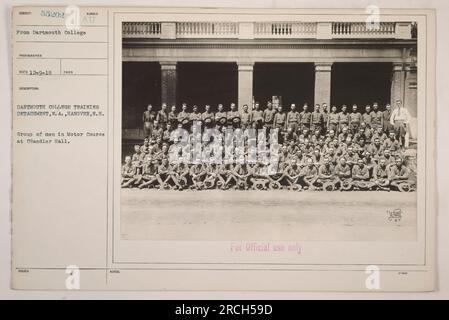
(11, 6, 436, 291)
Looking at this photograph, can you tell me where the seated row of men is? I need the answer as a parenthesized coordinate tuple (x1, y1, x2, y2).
(121, 155, 414, 192)
(122, 125, 416, 191)
(141, 122, 405, 161)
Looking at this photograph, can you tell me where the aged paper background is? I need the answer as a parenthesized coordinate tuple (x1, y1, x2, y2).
(1, 0, 448, 298)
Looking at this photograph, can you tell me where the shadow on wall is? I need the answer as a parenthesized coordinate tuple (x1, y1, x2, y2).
(331, 62, 392, 110)
(122, 62, 161, 129)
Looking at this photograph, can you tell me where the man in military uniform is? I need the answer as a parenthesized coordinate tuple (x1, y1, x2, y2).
(142, 104, 156, 139)
(326, 146, 339, 166)
(338, 125, 350, 144)
(156, 103, 169, 130)
(368, 137, 385, 160)
(151, 120, 163, 141)
(227, 103, 240, 129)
(300, 157, 318, 190)
(160, 143, 170, 161)
(202, 104, 214, 129)
(334, 156, 352, 189)
(321, 103, 329, 133)
(383, 103, 394, 133)
(233, 162, 251, 189)
(335, 141, 348, 159)
(278, 145, 290, 165)
(363, 151, 376, 178)
(351, 158, 371, 190)
(162, 123, 172, 145)
(316, 156, 336, 190)
(353, 127, 367, 147)
(344, 145, 359, 168)
(389, 157, 413, 191)
(373, 157, 390, 190)
(217, 163, 231, 190)
(287, 139, 299, 155)
(383, 131, 401, 155)
(354, 136, 370, 159)
(156, 158, 170, 189)
(240, 104, 252, 130)
(215, 104, 227, 131)
(362, 105, 372, 128)
(298, 128, 310, 144)
(284, 157, 302, 190)
(284, 127, 299, 145)
(370, 102, 383, 131)
(349, 104, 362, 135)
(338, 104, 350, 133)
(252, 102, 264, 130)
(299, 103, 311, 132)
(311, 104, 323, 134)
(140, 137, 150, 155)
(131, 144, 144, 175)
(295, 148, 306, 167)
(189, 105, 202, 130)
(327, 105, 340, 133)
(168, 105, 178, 128)
(222, 163, 240, 190)
(381, 148, 396, 166)
(190, 162, 206, 190)
(250, 162, 269, 190)
(121, 156, 137, 188)
(177, 103, 190, 129)
(310, 129, 322, 145)
(273, 104, 286, 132)
(325, 129, 337, 145)
(202, 163, 218, 189)
(287, 103, 300, 133)
(371, 126, 387, 144)
(138, 159, 159, 189)
(263, 101, 276, 133)
(166, 159, 184, 190)
(274, 157, 289, 188)
(175, 161, 191, 190)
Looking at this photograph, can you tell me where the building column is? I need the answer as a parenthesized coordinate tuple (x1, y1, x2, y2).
(314, 62, 333, 107)
(390, 62, 405, 106)
(160, 61, 177, 107)
(404, 63, 418, 139)
(237, 62, 254, 111)
(404, 63, 417, 118)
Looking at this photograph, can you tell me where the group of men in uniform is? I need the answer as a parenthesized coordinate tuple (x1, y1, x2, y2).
(122, 99, 415, 192)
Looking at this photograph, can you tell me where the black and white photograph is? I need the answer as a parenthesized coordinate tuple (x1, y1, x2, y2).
(120, 18, 418, 241)
(6, 3, 441, 294)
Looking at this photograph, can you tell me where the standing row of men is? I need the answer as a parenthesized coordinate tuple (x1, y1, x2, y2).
(142, 99, 411, 147)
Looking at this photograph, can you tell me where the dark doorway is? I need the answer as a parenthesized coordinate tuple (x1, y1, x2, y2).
(253, 63, 315, 108)
(331, 63, 392, 110)
(122, 62, 161, 129)
(177, 62, 237, 111)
